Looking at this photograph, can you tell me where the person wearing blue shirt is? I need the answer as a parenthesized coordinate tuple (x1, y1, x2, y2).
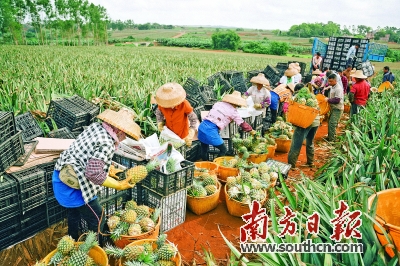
(346, 44, 360, 67)
(382, 66, 395, 83)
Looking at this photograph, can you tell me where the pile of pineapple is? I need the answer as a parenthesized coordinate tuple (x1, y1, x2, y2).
(106, 200, 160, 241)
(36, 231, 100, 266)
(268, 118, 293, 140)
(106, 234, 178, 266)
(188, 168, 219, 198)
(125, 160, 159, 185)
(232, 132, 276, 155)
(293, 87, 319, 108)
(226, 162, 279, 204)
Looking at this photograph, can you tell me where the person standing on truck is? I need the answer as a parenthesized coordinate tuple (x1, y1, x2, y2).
(346, 43, 360, 67)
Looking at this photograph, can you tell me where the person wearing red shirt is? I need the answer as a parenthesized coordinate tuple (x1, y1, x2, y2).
(349, 70, 370, 116)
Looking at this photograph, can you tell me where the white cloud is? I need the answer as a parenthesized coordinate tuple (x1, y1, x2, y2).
(91, 0, 400, 30)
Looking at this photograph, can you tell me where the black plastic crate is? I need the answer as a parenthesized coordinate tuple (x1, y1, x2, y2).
(131, 182, 146, 205)
(268, 74, 281, 87)
(207, 72, 224, 87)
(100, 192, 129, 216)
(66, 95, 100, 124)
(0, 111, 16, 144)
(216, 77, 233, 95)
(20, 184, 45, 201)
(176, 144, 187, 158)
(288, 61, 307, 76)
(142, 188, 187, 233)
(97, 185, 127, 201)
(219, 121, 240, 139)
(21, 189, 46, 213)
(199, 85, 216, 101)
(186, 94, 200, 109)
(46, 98, 89, 132)
(47, 127, 76, 139)
(222, 70, 243, 82)
(13, 140, 38, 166)
(276, 62, 288, 71)
(185, 140, 201, 162)
(143, 160, 194, 196)
(253, 113, 264, 128)
(14, 112, 44, 142)
(0, 216, 21, 250)
(0, 173, 18, 199)
(20, 203, 47, 237)
(207, 150, 220, 162)
(47, 197, 67, 226)
(230, 74, 248, 93)
(112, 154, 147, 169)
(37, 160, 57, 198)
(193, 105, 205, 121)
(10, 167, 45, 192)
(303, 74, 312, 84)
(247, 70, 263, 80)
(208, 138, 233, 154)
(266, 159, 291, 178)
(183, 77, 201, 96)
(0, 131, 24, 174)
(264, 65, 280, 79)
(0, 178, 20, 222)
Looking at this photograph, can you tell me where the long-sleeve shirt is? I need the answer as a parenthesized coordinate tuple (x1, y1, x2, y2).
(341, 75, 348, 93)
(312, 56, 322, 67)
(328, 84, 344, 110)
(244, 86, 271, 108)
(205, 101, 243, 130)
(382, 72, 395, 83)
(346, 46, 357, 60)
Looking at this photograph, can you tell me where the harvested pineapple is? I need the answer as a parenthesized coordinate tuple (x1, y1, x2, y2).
(267, 120, 293, 140)
(126, 160, 159, 185)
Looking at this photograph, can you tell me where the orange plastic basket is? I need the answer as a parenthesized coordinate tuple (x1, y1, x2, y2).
(315, 94, 330, 115)
(287, 101, 319, 128)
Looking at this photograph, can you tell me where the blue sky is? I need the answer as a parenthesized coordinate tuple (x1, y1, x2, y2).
(91, 0, 400, 30)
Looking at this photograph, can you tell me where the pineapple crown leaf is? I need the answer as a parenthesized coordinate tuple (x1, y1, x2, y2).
(105, 244, 125, 258)
(156, 234, 168, 248)
(151, 208, 161, 223)
(79, 231, 98, 253)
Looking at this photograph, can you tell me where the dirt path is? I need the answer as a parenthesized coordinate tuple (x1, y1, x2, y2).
(172, 32, 186, 38)
(168, 115, 349, 265)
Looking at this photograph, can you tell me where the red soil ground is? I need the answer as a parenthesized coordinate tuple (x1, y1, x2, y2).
(167, 115, 348, 265)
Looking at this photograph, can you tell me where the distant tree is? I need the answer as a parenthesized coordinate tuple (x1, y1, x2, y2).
(374, 30, 386, 40)
(236, 28, 244, 31)
(268, 41, 289, 56)
(211, 30, 241, 51)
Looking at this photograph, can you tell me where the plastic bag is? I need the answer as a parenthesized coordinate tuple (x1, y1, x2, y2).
(150, 142, 184, 174)
(159, 126, 185, 149)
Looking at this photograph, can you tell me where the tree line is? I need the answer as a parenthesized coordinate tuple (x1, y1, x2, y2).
(0, 0, 109, 45)
(274, 22, 400, 42)
(108, 20, 174, 31)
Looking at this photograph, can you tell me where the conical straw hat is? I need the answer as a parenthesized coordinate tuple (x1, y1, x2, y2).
(222, 91, 247, 107)
(97, 109, 141, 140)
(250, 73, 270, 86)
(312, 69, 322, 75)
(287, 83, 295, 92)
(289, 62, 301, 72)
(155, 82, 186, 108)
(350, 70, 367, 79)
(284, 67, 298, 77)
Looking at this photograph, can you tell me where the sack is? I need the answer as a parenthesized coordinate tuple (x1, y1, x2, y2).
(59, 164, 80, 189)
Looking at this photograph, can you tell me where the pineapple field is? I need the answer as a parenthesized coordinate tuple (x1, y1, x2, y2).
(1, 44, 400, 266)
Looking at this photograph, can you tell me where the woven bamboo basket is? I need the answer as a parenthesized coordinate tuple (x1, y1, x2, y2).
(344, 105, 350, 114)
(224, 185, 268, 217)
(287, 101, 319, 128)
(42, 242, 108, 266)
(274, 138, 292, 153)
(101, 209, 161, 248)
(316, 94, 330, 115)
(187, 181, 221, 215)
(213, 157, 240, 183)
(119, 239, 182, 266)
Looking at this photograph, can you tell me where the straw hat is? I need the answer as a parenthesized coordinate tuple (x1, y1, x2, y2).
(222, 91, 247, 107)
(250, 73, 270, 86)
(371, 87, 378, 93)
(289, 62, 301, 72)
(350, 70, 367, 79)
(286, 83, 295, 92)
(350, 68, 357, 75)
(155, 82, 186, 108)
(97, 109, 141, 140)
(312, 69, 322, 75)
(150, 95, 157, 104)
(284, 67, 298, 77)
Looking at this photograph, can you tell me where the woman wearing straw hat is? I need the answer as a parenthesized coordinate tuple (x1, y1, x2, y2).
(243, 73, 271, 113)
(270, 83, 295, 122)
(53, 109, 141, 242)
(310, 69, 323, 94)
(155, 82, 199, 147)
(349, 70, 371, 116)
(198, 91, 253, 160)
(279, 67, 298, 85)
(289, 62, 302, 84)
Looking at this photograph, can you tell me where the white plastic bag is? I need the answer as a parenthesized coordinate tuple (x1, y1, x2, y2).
(159, 126, 185, 149)
(150, 142, 184, 174)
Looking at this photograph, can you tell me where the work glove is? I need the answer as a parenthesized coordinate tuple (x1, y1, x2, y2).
(102, 176, 134, 191)
(240, 122, 253, 132)
(242, 94, 248, 99)
(184, 128, 196, 147)
(108, 165, 123, 180)
(254, 103, 262, 110)
(157, 122, 165, 132)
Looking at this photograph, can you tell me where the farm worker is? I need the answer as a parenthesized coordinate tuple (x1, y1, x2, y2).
(311, 69, 323, 94)
(52, 109, 140, 242)
(198, 91, 253, 160)
(155, 82, 199, 147)
(324, 74, 344, 142)
(312, 52, 322, 70)
(337, 68, 348, 94)
(243, 73, 271, 114)
(270, 83, 295, 123)
(322, 71, 344, 97)
(289, 62, 302, 84)
(349, 70, 371, 116)
(279, 67, 297, 85)
(346, 43, 360, 67)
(288, 83, 320, 168)
(382, 66, 395, 84)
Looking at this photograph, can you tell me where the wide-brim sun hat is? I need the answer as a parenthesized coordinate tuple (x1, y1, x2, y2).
(284, 67, 298, 78)
(289, 62, 301, 72)
(312, 69, 322, 75)
(250, 73, 270, 86)
(222, 91, 247, 107)
(97, 109, 141, 140)
(155, 82, 186, 108)
(350, 70, 367, 79)
(350, 68, 357, 75)
(286, 83, 295, 92)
